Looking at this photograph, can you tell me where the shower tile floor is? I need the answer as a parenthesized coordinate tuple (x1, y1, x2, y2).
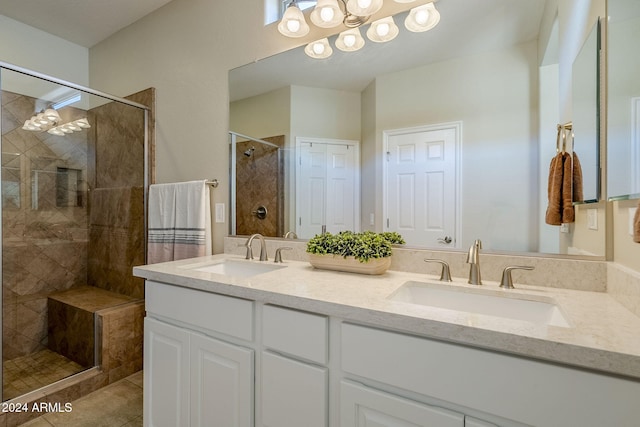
(3, 349, 85, 400)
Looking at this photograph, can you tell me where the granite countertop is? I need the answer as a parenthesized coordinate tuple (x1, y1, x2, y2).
(134, 254, 640, 380)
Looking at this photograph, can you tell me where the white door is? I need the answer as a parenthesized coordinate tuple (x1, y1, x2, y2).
(144, 318, 190, 427)
(190, 333, 254, 427)
(384, 124, 459, 247)
(297, 138, 359, 238)
(340, 381, 464, 427)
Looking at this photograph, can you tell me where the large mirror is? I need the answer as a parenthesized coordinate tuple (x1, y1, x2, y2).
(572, 21, 601, 204)
(607, 0, 640, 199)
(229, 0, 605, 257)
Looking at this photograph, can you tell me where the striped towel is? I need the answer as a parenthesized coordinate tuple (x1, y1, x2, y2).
(147, 180, 212, 263)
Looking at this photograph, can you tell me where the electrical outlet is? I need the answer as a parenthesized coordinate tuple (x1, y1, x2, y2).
(560, 223, 569, 233)
(369, 213, 375, 226)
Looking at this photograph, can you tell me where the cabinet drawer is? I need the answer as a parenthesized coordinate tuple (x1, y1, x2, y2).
(146, 280, 253, 341)
(262, 305, 328, 364)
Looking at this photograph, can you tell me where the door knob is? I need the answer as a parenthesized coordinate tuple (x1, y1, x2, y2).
(437, 236, 452, 244)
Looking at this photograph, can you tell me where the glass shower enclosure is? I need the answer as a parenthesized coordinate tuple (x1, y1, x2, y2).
(0, 62, 149, 401)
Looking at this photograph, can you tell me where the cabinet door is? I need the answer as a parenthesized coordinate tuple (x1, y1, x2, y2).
(190, 332, 254, 427)
(261, 351, 328, 427)
(340, 381, 464, 427)
(144, 317, 190, 427)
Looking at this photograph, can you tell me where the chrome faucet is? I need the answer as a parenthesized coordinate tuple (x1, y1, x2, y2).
(424, 259, 452, 282)
(274, 247, 293, 263)
(500, 265, 534, 289)
(245, 233, 268, 261)
(466, 239, 482, 285)
(283, 231, 298, 239)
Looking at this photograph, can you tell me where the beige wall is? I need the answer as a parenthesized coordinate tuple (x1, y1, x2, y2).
(0, 15, 89, 86)
(367, 42, 539, 252)
(88, 0, 305, 252)
(230, 86, 291, 140)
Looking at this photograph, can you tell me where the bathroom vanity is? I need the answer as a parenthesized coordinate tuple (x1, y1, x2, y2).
(134, 254, 640, 427)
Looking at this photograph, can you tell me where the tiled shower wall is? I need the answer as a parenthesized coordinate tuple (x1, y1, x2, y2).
(236, 135, 284, 237)
(1, 88, 152, 361)
(86, 89, 152, 300)
(1, 90, 90, 359)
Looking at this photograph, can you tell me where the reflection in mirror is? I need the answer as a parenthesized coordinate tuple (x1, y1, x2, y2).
(571, 20, 600, 203)
(607, 0, 640, 199)
(229, 0, 605, 257)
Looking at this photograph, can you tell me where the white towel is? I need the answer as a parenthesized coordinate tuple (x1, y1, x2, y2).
(147, 180, 212, 263)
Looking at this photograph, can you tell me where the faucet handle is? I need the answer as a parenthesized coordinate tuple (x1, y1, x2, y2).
(244, 243, 253, 260)
(424, 259, 452, 282)
(500, 265, 534, 289)
(274, 247, 293, 263)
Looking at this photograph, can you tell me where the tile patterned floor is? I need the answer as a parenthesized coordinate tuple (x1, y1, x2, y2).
(3, 350, 86, 400)
(19, 371, 143, 427)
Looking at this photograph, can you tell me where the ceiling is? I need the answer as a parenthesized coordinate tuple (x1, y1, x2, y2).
(0, 0, 547, 100)
(0, 0, 174, 47)
(230, 0, 547, 101)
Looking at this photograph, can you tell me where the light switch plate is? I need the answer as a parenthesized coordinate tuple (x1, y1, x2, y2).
(215, 203, 225, 223)
(587, 209, 598, 230)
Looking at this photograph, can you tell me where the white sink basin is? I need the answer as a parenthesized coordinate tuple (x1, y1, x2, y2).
(389, 281, 570, 327)
(189, 259, 286, 278)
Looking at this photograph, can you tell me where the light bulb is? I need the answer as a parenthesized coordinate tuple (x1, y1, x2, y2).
(415, 9, 429, 25)
(36, 113, 50, 125)
(304, 38, 333, 59)
(287, 19, 301, 33)
(376, 23, 390, 36)
(358, 0, 372, 8)
(367, 16, 399, 42)
(75, 118, 91, 128)
(405, 3, 440, 33)
(320, 7, 334, 22)
(344, 34, 356, 47)
(336, 28, 365, 52)
(278, 4, 310, 37)
(44, 109, 60, 122)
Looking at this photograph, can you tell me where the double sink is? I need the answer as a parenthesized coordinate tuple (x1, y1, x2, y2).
(186, 258, 570, 328)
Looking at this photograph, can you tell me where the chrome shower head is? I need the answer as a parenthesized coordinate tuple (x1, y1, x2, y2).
(244, 147, 255, 157)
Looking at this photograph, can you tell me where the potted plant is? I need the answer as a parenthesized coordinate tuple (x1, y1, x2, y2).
(306, 231, 404, 275)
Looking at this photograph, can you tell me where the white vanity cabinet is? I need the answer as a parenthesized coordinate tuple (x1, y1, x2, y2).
(144, 281, 254, 427)
(143, 278, 640, 427)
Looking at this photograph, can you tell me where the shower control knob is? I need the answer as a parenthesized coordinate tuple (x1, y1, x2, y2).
(252, 206, 268, 219)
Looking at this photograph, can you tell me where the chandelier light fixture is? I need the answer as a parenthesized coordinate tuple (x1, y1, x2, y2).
(278, 0, 440, 59)
(22, 109, 91, 136)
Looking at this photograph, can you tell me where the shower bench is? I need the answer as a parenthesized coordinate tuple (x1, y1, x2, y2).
(47, 286, 143, 369)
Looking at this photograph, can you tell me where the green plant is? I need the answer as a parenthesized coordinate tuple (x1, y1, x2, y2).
(306, 231, 395, 263)
(379, 231, 406, 245)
